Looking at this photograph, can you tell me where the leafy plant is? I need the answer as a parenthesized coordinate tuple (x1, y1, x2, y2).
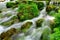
(50, 27, 60, 40)
(50, 9, 60, 40)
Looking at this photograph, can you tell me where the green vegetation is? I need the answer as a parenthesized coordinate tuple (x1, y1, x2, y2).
(0, 13, 3, 18)
(5, 13, 12, 17)
(0, 16, 19, 26)
(17, 2, 39, 21)
(36, 18, 44, 28)
(6, 1, 19, 8)
(0, 28, 17, 40)
(46, 5, 56, 13)
(20, 22, 32, 33)
(50, 27, 60, 40)
(36, 2, 44, 10)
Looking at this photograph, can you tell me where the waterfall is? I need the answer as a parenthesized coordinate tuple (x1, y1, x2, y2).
(0, 1, 55, 40)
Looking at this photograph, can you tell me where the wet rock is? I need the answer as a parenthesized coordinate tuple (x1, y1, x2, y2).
(0, 16, 19, 26)
(6, 1, 19, 8)
(36, 2, 44, 10)
(20, 22, 33, 33)
(46, 5, 56, 13)
(0, 28, 17, 40)
(4, 13, 12, 17)
(50, 19, 55, 30)
(0, 13, 3, 18)
(36, 18, 44, 28)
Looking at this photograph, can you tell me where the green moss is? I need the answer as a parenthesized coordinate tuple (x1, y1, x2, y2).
(36, 2, 44, 10)
(49, 9, 60, 40)
(0, 16, 19, 26)
(6, 1, 18, 8)
(5, 14, 12, 17)
(36, 19, 44, 28)
(20, 22, 32, 33)
(10, 0, 13, 1)
(17, 2, 39, 21)
(41, 28, 51, 40)
(0, 13, 3, 18)
(49, 10, 60, 29)
(46, 5, 56, 13)
(0, 28, 17, 40)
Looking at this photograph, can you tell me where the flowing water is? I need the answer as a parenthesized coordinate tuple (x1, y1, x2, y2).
(0, 1, 55, 40)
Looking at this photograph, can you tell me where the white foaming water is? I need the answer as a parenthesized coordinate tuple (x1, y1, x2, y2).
(0, 25, 5, 34)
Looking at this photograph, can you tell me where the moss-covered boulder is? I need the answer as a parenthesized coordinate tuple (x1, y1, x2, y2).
(36, 18, 44, 28)
(0, 16, 19, 26)
(6, 1, 19, 8)
(0, 13, 3, 18)
(36, 2, 44, 10)
(17, 2, 39, 21)
(0, 28, 17, 40)
(20, 22, 32, 33)
(46, 5, 56, 13)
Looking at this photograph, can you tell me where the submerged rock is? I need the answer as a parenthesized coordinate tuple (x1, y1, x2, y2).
(46, 5, 56, 13)
(36, 18, 44, 28)
(36, 2, 44, 10)
(0, 16, 19, 26)
(0, 13, 3, 18)
(0, 28, 17, 40)
(20, 22, 33, 33)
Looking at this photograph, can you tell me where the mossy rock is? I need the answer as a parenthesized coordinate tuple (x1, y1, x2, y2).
(6, 1, 19, 8)
(0, 13, 3, 18)
(20, 22, 33, 33)
(5, 13, 12, 17)
(36, 18, 44, 28)
(0, 16, 19, 26)
(41, 28, 51, 40)
(17, 2, 39, 21)
(46, 5, 56, 13)
(36, 2, 44, 10)
(0, 28, 17, 40)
